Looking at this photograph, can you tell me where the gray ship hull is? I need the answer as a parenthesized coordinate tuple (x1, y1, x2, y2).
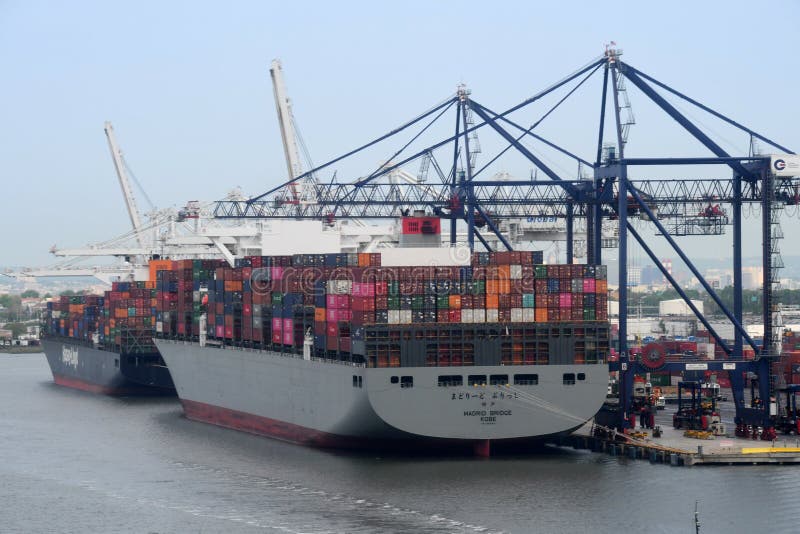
(155, 339, 608, 451)
(42, 338, 174, 396)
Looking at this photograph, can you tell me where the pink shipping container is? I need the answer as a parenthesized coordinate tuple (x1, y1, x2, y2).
(559, 293, 572, 308)
(283, 331, 293, 345)
(270, 266, 284, 280)
(272, 317, 283, 333)
(327, 322, 339, 337)
(352, 282, 376, 297)
(583, 278, 596, 293)
(326, 294, 351, 309)
(215, 325, 224, 338)
(283, 318, 293, 332)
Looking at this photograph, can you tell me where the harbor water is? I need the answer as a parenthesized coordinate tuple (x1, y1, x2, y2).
(2, 353, 799, 533)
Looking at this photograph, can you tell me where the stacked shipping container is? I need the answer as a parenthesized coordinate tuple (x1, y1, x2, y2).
(43, 281, 159, 354)
(44, 250, 612, 368)
(151, 251, 611, 369)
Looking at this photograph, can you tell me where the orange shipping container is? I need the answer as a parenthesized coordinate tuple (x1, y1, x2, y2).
(535, 308, 548, 322)
(149, 259, 173, 282)
(596, 280, 607, 293)
(486, 294, 499, 309)
(498, 265, 511, 280)
(486, 279, 499, 295)
(449, 295, 462, 309)
(314, 307, 326, 322)
(498, 279, 511, 294)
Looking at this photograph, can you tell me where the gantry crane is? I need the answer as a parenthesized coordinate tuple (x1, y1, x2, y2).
(215, 47, 799, 433)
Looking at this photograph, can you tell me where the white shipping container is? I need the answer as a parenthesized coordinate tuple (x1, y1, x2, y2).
(511, 308, 524, 322)
(523, 308, 535, 322)
(461, 309, 474, 323)
(486, 309, 499, 322)
(156, 321, 163, 333)
(327, 280, 352, 294)
(388, 310, 400, 324)
(510, 265, 522, 279)
(473, 310, 486, 323)
(400, 310, 412, 324)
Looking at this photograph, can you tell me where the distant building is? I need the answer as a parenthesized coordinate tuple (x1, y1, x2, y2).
(705, 269, 733, 289)
(640, 265, 662, 285)
(627, 266, 641, 286)
(742, 267, 763, 290)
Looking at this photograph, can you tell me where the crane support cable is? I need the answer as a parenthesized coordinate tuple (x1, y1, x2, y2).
(471, 62, 601, 179)
(247, 95, 458, 203)
(624, 63, 794, 155)
(245, 56, 606, 205)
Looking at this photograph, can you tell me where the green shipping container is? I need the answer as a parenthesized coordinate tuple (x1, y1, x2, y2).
(649, 373, 671, 386)
(522, 294, 535, 308)
(388, 281, 399, 296)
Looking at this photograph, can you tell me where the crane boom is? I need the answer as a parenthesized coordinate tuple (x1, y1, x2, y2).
(104, 121, 144, 247)
(270, 59, 305, 201)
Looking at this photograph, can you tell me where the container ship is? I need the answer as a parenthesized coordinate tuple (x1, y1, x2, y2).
(152, 218, 611, 455)
(42, 277, 175, 396)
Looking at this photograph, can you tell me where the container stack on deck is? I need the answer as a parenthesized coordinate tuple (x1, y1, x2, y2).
(43, 282, 159, 354)
(44, 295, 104, 342)
(103, 281, 159, 353)
(152, 251, 611, 368)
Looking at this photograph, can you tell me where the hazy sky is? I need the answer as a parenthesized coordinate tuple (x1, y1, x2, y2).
(2, 0, 799, 269)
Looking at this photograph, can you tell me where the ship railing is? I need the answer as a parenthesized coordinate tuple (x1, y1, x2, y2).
(158, 336, 366, 368)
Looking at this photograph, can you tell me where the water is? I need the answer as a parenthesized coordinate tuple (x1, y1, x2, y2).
(2, 354, 798, 534)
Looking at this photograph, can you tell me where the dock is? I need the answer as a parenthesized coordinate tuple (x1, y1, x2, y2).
(552, 411, 800, 466)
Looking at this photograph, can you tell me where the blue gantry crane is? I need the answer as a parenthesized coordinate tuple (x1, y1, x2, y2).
(215, 46, 799, 436)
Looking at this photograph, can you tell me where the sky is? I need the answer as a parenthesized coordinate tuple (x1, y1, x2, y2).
(1, 0, 799, 270)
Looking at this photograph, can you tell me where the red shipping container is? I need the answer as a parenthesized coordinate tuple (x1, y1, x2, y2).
(327, 322, 339, 337)
(272, 331, 282, 344)
(326, 336, 339, 351)
(252, 329, 263, 342)
(272, 317, 282, 333)
(449, 309, 461, 322)
(215, 325, 224, 338)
